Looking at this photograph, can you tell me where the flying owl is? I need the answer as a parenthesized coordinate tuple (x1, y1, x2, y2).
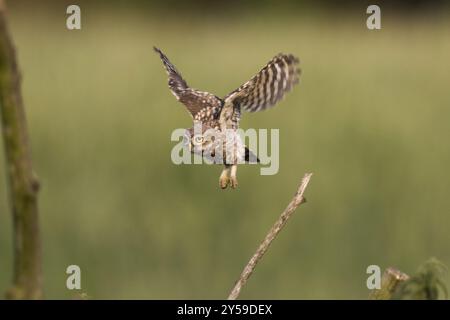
(154, 47, 301, 189)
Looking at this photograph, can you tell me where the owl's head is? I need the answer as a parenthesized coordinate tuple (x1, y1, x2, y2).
(184, 124, 219, 154)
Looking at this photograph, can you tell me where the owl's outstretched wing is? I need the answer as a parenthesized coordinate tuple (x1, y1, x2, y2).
(223, 53, 301, 113)
(154, 47, 222, 117)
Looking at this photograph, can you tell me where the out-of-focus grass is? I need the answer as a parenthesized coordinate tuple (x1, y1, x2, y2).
(1, 4, 450, 299)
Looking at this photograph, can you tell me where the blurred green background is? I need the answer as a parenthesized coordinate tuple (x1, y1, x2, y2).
(1, 0, 450, 299)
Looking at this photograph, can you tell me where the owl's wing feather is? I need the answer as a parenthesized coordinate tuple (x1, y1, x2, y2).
(223, 53, 300, 113)
(154, 47, 220, 117)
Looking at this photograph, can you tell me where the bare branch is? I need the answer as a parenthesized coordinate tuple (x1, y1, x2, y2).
(0, 3, 43, 299)
(228, 173, 313, 300)
(369, 267, 410, 300)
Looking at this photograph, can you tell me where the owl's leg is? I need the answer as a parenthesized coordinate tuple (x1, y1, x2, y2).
(219, 165, 231, 189)
(230, 164, 238, 189)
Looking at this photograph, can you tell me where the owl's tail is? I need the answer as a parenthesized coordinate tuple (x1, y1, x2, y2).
(245, 147, 260, 164)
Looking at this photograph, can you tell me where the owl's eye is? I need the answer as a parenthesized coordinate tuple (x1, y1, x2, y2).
(193, 135, 204, 145)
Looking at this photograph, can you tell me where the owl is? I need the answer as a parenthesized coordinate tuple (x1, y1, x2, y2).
(154, 47, 300, 189)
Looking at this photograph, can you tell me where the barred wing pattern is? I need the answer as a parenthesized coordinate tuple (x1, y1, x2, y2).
(223, 54, 300, 113)
(154, 47, 221, 117)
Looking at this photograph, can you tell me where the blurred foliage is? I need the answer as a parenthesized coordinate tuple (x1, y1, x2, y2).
(393, 258, 448, 300)
(1, 1, 450, 299)
(18, 0, 450, 12)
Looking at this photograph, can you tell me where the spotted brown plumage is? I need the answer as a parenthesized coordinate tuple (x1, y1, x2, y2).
(154, 47, 301, 189)
(223, 53, 300, 113)
(153, 47, 223, 125)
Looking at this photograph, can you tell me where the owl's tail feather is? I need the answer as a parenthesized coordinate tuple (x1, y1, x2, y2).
(153, 47, 188, 95)
(245, 147, 260, 164)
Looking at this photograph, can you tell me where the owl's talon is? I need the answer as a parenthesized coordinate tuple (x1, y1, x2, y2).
(219, 177, 229, 189)
(230, 177, 238, 189)
(230, 165, 238, 189)
(219, 167, 231, 189)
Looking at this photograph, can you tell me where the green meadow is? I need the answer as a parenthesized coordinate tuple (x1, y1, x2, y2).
(1, 3, 450, 299)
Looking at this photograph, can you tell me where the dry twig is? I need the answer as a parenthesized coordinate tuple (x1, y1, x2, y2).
(228, 173, 313, 300)
(369, 267, 410, 300)
(0, 1, 42, 299)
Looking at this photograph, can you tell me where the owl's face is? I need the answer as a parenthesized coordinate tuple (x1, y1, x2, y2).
(184, 126, 219, 154)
